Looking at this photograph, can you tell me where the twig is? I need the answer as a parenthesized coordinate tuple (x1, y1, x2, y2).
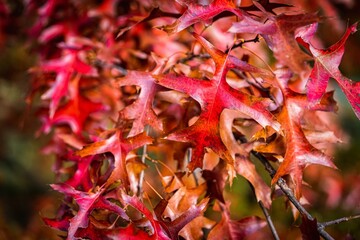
(320, 215, 360, 227)
(259, 200, 280, 240)
(225, 35, 260, 54)
(177, 53, 211, 64)
(187, 148, 199, 186)
(251, 151, 334, 240)
(138, 126, 149, 198)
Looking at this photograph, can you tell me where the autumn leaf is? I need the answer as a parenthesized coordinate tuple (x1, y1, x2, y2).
(159, 198, 210, 240)
(163, 0, 246, 34)
(105, 223, 159, 240)
(271, 69, 337, 200)
(41, 76, 106, 135)
(114, 70, 163, 137)
(155, 33, 279, 170)
(64, 155, 95, 191)
(299, 22, 360, 119)
(120, 190, 171, 240)
(39, 47, 96, 118)
(229, 12, 318, 76)
(26, 0, 360, 239)
(208, 202, 267, 240)
(76, 129, 153, 187)
(220, 109, 271, 207)
(50, 184, 129, 239)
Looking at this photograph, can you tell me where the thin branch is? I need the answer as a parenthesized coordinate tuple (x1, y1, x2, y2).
(187, 148, 199, 186)
(251, 151, 334, 240)
(225, 35, 260, 54)
(177, 53, 211, 64)
(137, 126, 149, 198)
(259, 200, 280, 240)
(320, 215, 360, 227)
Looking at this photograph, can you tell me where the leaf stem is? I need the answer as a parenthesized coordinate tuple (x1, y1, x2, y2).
(258, 200, 280, 240)
(251, 151, 334, 240)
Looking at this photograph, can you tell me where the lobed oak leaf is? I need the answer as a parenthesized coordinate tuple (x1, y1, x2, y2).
(229, 12, 319, 76)
(41, 76, 106, 135)
(115, 70, 163, 137)
(302, 22, 360, 119)
(271, 69, 337, 200)
(155, 34, 279, 170)
(50, 184, 129, 239)
(76, 129, 153, 187)
(120, 191, 171, 240)
(163, 0, 245, 34)
(64, 155, 95, 191)
(40, 48, 96, 117)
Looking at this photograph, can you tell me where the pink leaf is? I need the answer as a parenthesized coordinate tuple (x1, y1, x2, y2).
(50, 184, 129, 239)
(229, 13, 318, 75)
(115, 70, 163, 136)
(164, 0, 245, 34)
(304, 23, 360, 119)
(120, 191, 171, 240)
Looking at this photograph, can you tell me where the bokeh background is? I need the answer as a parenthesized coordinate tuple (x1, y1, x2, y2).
(0, 0, 359, 239)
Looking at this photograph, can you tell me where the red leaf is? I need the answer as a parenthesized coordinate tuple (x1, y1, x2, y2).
(41, 76, 106, 134)
(64, 155, 95, 191)
(43, 215, 71, 232)
(76, 129, 153, 187)
(153, 184, 211, 239)
(163, 0, 245, 34)
(115, 70, 163, 137)
(301, 22, 360, 119)
(106, 223, 158, 240)
(155, 34, 279, 170)
(229, 13, 318, 75)
(271, 69, 337, 200)
(50, 184, 129, 239)
(40, 48, 96, 117)
(120, 191, 171, 240)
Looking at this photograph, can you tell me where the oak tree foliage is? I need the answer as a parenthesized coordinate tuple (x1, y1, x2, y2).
(19, 0, 360, 239)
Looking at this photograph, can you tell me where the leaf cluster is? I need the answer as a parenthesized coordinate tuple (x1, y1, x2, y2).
(24, 0, 360, 239)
